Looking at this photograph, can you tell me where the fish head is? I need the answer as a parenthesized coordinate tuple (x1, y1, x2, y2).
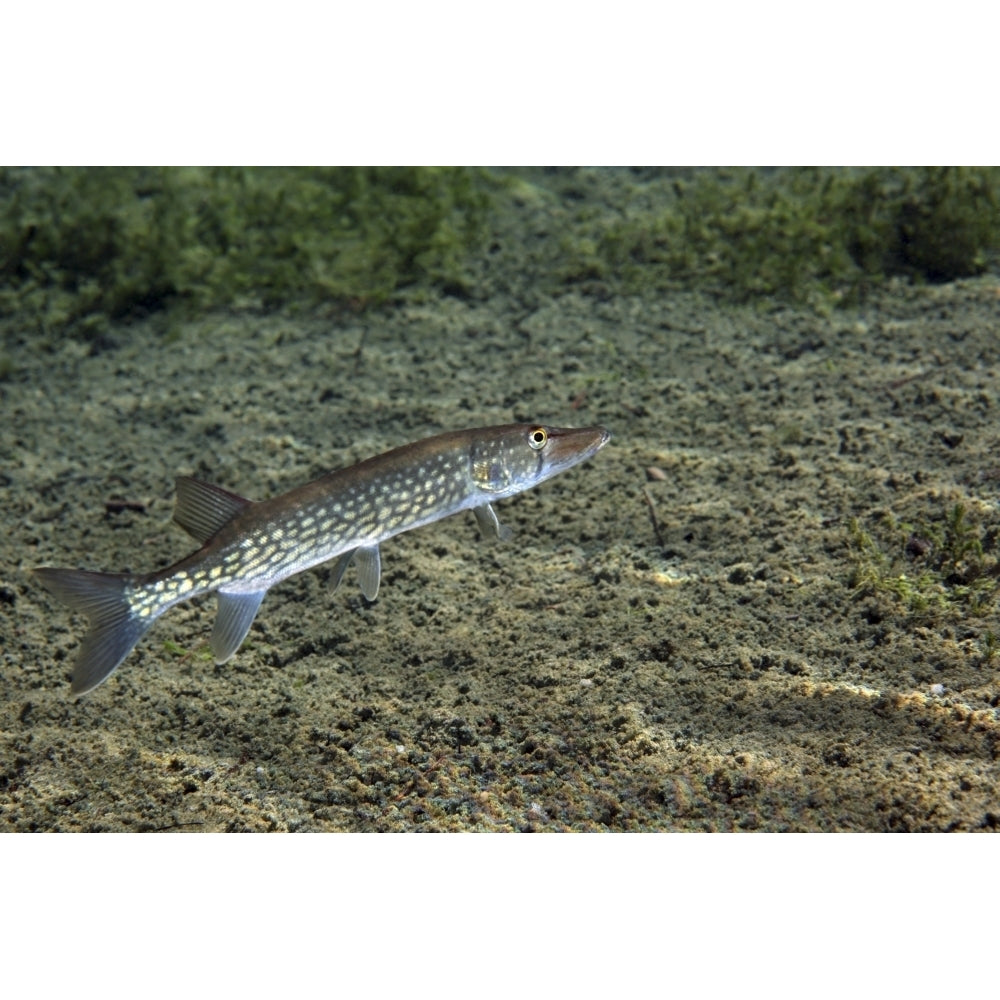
(468, 423, 611, 497)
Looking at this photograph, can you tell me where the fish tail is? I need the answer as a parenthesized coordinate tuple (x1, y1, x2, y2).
(34, 567, 155, 696)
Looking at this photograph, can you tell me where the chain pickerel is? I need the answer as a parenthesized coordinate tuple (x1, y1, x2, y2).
(34, 423, 611, 696)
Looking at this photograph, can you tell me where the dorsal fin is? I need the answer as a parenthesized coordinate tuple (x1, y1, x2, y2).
(174, 476, 253, 544)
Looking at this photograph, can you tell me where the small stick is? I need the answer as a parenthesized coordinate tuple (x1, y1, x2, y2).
(353, 327, 367, 374)
(643, 487, 665, 549)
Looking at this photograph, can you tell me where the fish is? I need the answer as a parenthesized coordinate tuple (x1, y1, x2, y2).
(34, 423, 611, 696)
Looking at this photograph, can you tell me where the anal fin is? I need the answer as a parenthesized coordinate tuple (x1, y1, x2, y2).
(211, 590, 266, 663)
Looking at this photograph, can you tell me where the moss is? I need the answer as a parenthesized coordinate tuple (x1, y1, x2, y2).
(981, 630, 999, 663)
(0, 167, 495, 341)
(5, 167, 996, 341)
(561, 167, 1000, 308)
(846, 501, 999, 621)
(833, 166, 1000, 283)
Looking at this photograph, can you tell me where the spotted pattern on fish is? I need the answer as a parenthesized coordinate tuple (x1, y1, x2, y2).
(34, 424, 611, 696)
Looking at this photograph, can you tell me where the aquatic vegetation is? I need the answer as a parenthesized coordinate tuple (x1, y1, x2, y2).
(4, 167, 997, 344)
(981, 629, 998, 663)
(0, 167, 495, 341)
(561, 167, 1000, 308)
(846, 501, 999, 620)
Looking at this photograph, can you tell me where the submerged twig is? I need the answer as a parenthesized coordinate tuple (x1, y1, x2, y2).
(642, 487, 666, 549)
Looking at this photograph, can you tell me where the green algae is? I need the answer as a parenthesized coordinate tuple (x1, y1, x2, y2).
(3, 167, 998, 351)
(0, 167, 494, 342)
(559, 167, 1000, 308)
(847, 500, 999, 621)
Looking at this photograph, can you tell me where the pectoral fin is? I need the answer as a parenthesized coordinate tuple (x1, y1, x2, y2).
(474, 503, 512, 541)
(212, 590, 266, 663)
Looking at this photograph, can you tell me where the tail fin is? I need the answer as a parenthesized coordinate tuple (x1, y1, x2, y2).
(33, 568, 155, 696)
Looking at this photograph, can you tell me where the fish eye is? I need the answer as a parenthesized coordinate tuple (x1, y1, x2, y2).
(527, 427, 548, 450)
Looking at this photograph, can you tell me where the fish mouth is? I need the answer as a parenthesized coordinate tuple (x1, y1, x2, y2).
(586, 426, 612, 457)
(543, 425, 611, 474)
